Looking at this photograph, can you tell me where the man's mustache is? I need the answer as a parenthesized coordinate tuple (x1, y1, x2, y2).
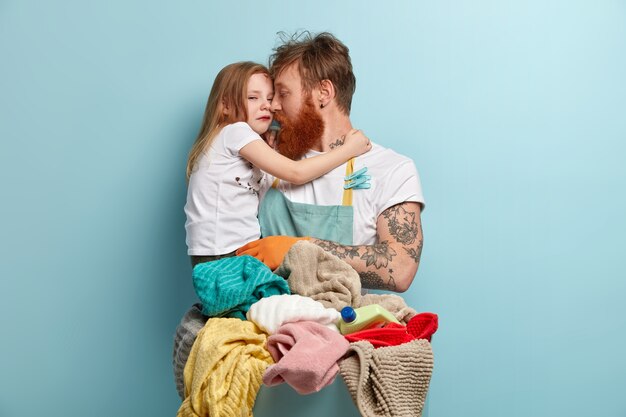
(273, 99, 324, 160)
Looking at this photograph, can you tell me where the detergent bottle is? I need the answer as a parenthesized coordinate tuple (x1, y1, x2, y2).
(338, 304, 400, 335)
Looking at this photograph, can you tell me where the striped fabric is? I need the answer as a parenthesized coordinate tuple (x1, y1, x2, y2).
(192, 255, 290, 320)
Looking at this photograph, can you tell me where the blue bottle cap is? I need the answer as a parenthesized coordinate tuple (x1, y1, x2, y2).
(341, 306, 357, 323)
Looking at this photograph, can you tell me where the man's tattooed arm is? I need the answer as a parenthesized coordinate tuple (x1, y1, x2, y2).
(310, 202, 423, 292)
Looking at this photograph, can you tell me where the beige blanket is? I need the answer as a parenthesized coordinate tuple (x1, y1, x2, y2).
(339, 340, 434, 417)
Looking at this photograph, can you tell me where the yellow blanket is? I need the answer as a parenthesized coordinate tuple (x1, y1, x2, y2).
(177, 318, 273, 417)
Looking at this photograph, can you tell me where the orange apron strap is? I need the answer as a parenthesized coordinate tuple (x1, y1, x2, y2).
(342, 158, 355, 206)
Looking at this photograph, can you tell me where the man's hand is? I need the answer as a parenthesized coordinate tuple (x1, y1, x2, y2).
(236, 236, 310, 270)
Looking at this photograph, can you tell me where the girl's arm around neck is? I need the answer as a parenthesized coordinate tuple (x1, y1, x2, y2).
(239, 130, 370, 185)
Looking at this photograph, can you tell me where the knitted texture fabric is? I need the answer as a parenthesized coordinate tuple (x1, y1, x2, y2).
(344, 313, 439, 348)
(173, 304, 209, 399)
(406, 312, 438, 342)
(193, 255, 290, 319)
(263, 321, 349, 394)
(339, 340, 434, 417)
(246, 294, 341, 334)
(275, 241, 417, 324)
(177, 318, 273, 417)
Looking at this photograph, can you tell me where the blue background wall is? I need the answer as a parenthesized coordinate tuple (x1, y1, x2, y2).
(1, 1, 625, 416)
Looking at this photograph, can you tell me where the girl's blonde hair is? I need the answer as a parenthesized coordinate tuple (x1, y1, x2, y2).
(186, 61, 270, 180)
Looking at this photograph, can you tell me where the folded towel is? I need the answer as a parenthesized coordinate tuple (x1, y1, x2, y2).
(247, 294, 341, 334)
(193, 255, 290, 319)
(177, 318, 273, 417)
(276, 241, 417, 324)
(263, 321, 349, 395)
(339, 340, 434, 417)
(172, 304, 209, 399)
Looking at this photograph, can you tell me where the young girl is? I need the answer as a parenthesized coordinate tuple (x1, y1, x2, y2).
(184, 62, 371, 267)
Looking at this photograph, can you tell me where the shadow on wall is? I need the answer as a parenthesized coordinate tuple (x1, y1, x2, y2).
(149, 96, 204, 403)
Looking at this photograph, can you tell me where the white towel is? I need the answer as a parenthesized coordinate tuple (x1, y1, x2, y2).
(247, 294, 341, 334)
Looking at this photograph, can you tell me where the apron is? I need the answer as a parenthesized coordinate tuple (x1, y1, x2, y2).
(254, 158, 430, 416)
(258, 159, 356, 244)
(254, 157, 361, 416)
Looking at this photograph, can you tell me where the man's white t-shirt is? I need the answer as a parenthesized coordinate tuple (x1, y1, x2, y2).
(185, 122, 265, 256)
(259, 142, 425, 245)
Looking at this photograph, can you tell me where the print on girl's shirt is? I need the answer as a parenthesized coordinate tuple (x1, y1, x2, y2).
(235, 163, 264, 196)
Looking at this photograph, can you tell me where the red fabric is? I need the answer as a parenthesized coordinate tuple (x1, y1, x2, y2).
(344, 313, 439, 348)
(344, 323, 413, 348)
(407, 312, 438, 341)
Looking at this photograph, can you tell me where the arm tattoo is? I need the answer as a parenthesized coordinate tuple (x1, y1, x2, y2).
(312, 204, 419, 291)
(404, 238, 423, 263)
(328, 135, 346, 150)
(359, 271, 397, 291)
(314, 240, 361, 260)
(360, 241, 397, 268)
(312, 239, 398, 290)
(382, 204, 419, 245)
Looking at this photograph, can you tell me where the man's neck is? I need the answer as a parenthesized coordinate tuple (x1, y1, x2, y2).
(315, 113, 353, 152)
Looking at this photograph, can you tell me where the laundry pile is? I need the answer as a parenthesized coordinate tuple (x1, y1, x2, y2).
(173, 241, 437, 417)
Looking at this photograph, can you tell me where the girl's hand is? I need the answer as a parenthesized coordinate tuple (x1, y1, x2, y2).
(343, 128, 372, 157)
(263, 130, 278, 150)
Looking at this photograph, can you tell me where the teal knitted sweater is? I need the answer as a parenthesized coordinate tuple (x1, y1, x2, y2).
(192, 255, 290, 319)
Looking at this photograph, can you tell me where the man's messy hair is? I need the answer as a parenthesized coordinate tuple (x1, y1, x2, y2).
(269, 31, 356, 115)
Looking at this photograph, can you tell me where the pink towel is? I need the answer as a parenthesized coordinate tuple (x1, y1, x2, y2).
(263, 321, 349, 394)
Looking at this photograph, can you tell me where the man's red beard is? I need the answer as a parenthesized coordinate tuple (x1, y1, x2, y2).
(274, 96, 325, 160)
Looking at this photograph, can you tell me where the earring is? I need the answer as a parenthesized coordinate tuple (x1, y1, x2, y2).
(320, 103, 325, 109)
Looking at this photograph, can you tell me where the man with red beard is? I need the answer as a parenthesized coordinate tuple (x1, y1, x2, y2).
(238, 32, 425, 293)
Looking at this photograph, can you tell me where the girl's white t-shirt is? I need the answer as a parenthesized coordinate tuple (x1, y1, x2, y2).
(185, 122, 265, 256)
